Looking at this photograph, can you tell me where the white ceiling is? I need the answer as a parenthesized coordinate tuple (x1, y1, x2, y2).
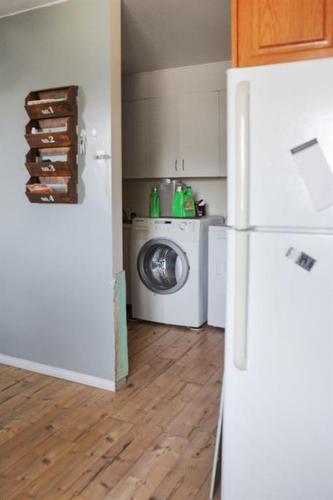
(122, 0, 230, 74)
(0, 0, 67, 18)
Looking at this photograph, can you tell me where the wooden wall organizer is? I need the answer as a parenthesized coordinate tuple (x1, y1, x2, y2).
(24, 85, 78, 204)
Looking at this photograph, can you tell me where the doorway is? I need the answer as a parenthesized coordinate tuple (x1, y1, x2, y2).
(120, 0, 230, 379)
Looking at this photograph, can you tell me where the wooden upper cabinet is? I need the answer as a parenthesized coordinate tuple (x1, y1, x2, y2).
(233, 0, 333, 67)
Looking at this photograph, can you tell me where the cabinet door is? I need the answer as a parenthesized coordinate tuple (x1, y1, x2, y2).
(234, 0, 333, 67)
(147, 97, 180, 178)
(122, 100, 146, 179)
(179, 91, 221, 177)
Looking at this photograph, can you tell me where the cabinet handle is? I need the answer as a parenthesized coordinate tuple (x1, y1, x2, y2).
(175, 160, 178, 171)
(182, 159, 185, 172)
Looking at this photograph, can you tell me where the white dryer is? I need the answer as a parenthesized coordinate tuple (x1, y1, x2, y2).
(131, 217, 212, 328)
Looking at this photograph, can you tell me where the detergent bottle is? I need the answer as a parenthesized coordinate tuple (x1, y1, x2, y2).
(149, 186, 161, 218)
(172, 184, 185, 217)
(183, 186, 196, 217)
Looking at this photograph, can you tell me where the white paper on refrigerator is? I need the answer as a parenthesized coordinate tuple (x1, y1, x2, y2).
(291, 139, 333, 211)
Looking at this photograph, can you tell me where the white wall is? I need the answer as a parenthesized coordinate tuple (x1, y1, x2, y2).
(0, 0, 117, 383)
(121, 0, 230, 74)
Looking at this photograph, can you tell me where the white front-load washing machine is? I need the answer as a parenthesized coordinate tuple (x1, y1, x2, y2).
(131, 217, 213, 328)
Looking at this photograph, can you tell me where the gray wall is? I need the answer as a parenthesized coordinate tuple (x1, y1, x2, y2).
(0, 0, 116, 380)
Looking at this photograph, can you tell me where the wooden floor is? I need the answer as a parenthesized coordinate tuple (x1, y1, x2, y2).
(0, 321, 224, 499)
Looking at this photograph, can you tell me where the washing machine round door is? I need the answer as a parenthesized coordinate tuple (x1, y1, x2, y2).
(137, 238, 190, 295)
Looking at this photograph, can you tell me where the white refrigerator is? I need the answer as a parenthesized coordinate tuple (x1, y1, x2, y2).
(221, 58, 333, 500)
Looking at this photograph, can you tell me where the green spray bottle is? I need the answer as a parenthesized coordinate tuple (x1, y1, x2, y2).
(172, 184, 185, 217)
(149, 186, 161, 218)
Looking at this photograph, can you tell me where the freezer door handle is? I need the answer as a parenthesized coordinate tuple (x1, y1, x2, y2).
(235, 81, 250, 230)
(234, 231, 249, 370)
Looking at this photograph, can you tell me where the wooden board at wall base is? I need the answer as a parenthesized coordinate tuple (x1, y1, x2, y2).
(233, 0, 333, 67)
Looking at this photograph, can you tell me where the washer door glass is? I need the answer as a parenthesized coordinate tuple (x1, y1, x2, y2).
(137, 238, 190, 295)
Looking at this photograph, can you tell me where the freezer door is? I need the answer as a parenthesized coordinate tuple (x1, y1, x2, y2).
(222, 229, 333, 500)
(228, 58, 333, 229)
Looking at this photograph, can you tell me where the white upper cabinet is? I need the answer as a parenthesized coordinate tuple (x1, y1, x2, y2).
(179, 91, 221, 177)
(122, 91, 226, 179)
(122, 100, 147, 179)
(147, 96, 179, 178)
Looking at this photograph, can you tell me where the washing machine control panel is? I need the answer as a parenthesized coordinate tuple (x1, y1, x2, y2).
(133, 218, 202, 242)
(152, 219, 194, 233)
(153, 219, 172, 234)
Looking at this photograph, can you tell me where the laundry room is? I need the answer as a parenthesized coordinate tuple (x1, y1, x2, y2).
(122, 0, 230, 350)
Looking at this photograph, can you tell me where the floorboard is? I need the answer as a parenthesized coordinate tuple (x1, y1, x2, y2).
(0, 321, 224, 499)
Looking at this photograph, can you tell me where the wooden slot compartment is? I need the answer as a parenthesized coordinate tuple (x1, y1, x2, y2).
(25, 86, 78, 119)
(25, 176, 77, 204)
(25, 117, 77, 149)
(25, 147, 77, 178)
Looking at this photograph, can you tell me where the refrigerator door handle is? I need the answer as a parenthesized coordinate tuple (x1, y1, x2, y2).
(235, 81, 250, 229)
(234, 231, 249, 370)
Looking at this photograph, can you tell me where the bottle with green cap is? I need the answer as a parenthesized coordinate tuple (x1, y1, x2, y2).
(149, 186, 161, 218)
(183, 186, 196, 218)
(172, 184, 185, 217)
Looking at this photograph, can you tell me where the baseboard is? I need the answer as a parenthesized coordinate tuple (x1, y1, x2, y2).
(0, 353, 116, 392)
